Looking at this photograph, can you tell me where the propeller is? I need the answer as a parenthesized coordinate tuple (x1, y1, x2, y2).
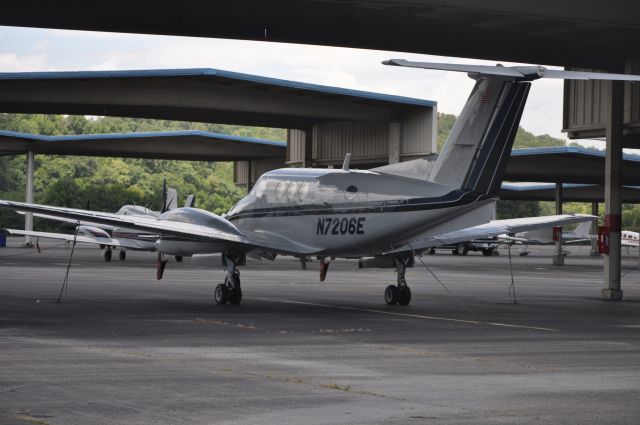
(383, 59, 640, 82)
(161, 178, 168, 213)
(160, 178, 177, 213)
(156, 252, 168, 280)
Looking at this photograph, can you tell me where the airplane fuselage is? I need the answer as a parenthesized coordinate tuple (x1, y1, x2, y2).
(155, 167, 491, 257)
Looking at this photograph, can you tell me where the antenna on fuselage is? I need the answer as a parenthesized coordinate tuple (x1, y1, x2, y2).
(342, 153, 352, 171)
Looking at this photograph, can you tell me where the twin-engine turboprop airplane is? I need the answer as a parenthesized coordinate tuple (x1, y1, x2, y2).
(6, 181, 194, 261)
(3, 61, 638, 306)
(510, 220, 596, 256)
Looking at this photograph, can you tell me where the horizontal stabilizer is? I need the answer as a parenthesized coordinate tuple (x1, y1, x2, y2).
(383, 59, 640, 82)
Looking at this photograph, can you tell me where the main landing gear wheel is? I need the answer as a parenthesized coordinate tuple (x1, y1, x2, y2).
(398, 286, 412, 305)
(216, 256, 243, 305)
(104, 249, 112, 262)
(214, 284, 229, 305)
(384, 257, 413, 306)
(481, 248, 494, 257)
(175, 255, 183, 262)
(119, 250, 126, 261)
(385, 285, 399, 305)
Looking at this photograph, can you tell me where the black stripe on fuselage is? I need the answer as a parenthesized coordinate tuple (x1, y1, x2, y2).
(227, 190, 489, 221)
(463, 82, 531, 197)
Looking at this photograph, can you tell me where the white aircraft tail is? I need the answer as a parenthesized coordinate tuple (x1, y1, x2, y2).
(572, 220, 594, 237)
(384, 59, 640, 198)
(427, 76, 530, 196)
(160, 178, 178, 212)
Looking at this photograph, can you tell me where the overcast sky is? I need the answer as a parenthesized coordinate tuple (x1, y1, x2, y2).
(0, 25, 599, 146)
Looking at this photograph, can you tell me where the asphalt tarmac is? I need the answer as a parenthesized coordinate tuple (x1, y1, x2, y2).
(1, 237, 639, 425)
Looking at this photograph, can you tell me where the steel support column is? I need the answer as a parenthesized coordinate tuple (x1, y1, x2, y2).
(553, 181, 564, 265)
(603, 81, 624, 301)
(388, 122, 400, 164)
(590, 202, 600, 256)
(24, 149, 34, 247)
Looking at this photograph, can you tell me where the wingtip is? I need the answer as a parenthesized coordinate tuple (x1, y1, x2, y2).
(382, 59, 402, 66)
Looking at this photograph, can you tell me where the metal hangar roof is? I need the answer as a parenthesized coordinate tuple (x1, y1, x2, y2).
(1, 1, 638, 68)
(0, 130, 286, 161)
(504, 147, 640, 185)
(0, 68, 436, 130)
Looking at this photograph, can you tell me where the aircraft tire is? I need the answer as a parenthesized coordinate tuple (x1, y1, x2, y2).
(175, 255, 183, 262)
(398, 286, 412, 306)
(214, 283, 229, 305)
(229, 288, 242, 305)
(428, 248, 436, 255)
(384, 285, 399, 305)
(104, 250, 112, 262)
(119, 250, 126, 261)
(457, 243, 468, 256)
(482, 248, 494, 257)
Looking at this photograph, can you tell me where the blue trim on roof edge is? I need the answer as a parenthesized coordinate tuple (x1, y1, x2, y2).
(0, 129, 286, 148)
(512, 146, 640, 162)
(0, 68, 436, 108)
(501, 182, 640, 191)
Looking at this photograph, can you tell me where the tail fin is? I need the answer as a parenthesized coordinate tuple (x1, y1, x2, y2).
(573, 220, 594, 237)
(428, 76, 530, 196)
(161, 178, 178, 212)
(165, 188, 178, 211)
(184, 194, 196, 208)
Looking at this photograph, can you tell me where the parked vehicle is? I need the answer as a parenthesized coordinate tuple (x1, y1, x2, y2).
(427, 238, 499, 256)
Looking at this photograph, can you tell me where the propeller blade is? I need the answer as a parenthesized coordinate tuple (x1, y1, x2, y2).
(161, 178, 168, 213)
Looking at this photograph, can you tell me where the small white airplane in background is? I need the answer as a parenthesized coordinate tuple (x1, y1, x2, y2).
(4, 60, 639, 306)
(512, 220, 595, 256)
(621, 230, 640, 248)
(6, 181, 195, 261)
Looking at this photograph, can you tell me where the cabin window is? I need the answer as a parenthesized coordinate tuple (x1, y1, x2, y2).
(275, 181, 287, 201)
(287, 182, 299, 200)
(255, 179, 267, 199)
(345, 185, 358, 200)
(298, 182, 309, 201)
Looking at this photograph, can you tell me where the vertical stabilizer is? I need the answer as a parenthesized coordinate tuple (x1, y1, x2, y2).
(573, 220, 594, 237)
(428, 77, 530, 196)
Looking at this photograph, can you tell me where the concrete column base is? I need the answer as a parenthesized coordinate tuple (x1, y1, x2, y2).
(553, 255, 564, 266)
(601, 288, 623, 301)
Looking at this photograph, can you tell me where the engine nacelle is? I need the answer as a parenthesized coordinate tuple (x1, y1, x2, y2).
(155, 238, 229, 256)
(77, 225, 110, 239)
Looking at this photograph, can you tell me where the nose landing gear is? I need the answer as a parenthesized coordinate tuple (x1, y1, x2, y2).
(385, 256, 412, 306)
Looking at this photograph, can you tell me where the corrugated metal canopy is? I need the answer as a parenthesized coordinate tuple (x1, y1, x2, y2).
(0, 1, 638, 68)
(0, 130, 286, 161)
(500, 183, 640, 203)
(504, 147, 640, 185)
(0, 68, 435, 130)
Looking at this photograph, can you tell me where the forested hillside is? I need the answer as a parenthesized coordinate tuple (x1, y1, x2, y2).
(0, 114, 285, 229)
(0, 112, 631, 231)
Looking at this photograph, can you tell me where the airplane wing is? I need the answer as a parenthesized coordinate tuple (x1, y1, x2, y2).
(0, 200, 319, 255)
(385, 214, 596, 254)
(3, 228, 150, 249)
(17, 211, 117, 231)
